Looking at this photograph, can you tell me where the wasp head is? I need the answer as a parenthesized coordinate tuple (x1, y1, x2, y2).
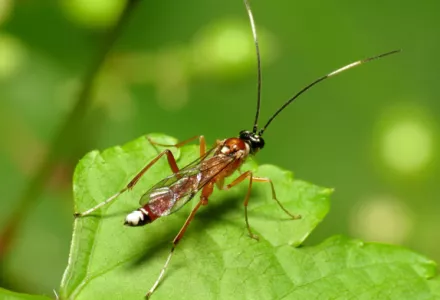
(239, 130, 265, 154)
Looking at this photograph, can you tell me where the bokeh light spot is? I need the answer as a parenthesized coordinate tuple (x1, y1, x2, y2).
(0, 33, 26, 79)
(350, 195, 413, 244)
(192, 19, 277, 79)
(61, 0, 126, 29)
(382, 120, 432, 173)
(378, 105, 435, 175)
(212, 27, 252, 64)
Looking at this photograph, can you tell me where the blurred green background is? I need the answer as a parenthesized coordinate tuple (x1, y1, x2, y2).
(0, 0, 438, 297)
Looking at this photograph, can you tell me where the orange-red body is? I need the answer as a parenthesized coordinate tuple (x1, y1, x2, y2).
(138, 137, 251, 224)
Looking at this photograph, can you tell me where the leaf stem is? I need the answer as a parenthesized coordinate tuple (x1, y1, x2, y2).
(0, 0, 141, 261)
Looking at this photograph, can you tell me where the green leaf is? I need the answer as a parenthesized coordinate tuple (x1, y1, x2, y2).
(60, 134, 440, 299)
(279, 235, 440, 299)
(0, 288, 51, 300)
(60, 133, 330, 299)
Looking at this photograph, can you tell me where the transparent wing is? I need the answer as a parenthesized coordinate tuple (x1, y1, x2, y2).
(139, 144, 238, 216)
(140, 173, 202, 217)
(139, 144, 219, 206)
(167, 154, 237, 215)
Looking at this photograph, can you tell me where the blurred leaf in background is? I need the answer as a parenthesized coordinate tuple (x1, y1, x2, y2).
(0, 0, 439, 297)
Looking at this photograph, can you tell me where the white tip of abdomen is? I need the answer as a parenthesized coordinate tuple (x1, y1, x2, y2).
(124, 210, 144, 226)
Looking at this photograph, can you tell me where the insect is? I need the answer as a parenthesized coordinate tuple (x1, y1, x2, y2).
(74, 0, 400, 298)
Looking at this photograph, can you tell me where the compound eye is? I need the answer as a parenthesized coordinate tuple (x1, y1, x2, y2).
(252, 137, 264, 150)
(239, 130, 249, 139)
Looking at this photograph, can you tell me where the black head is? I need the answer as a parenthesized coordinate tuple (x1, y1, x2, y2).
(239, 130, 265, 154)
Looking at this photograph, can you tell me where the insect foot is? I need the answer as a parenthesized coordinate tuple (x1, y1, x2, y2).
(250, 233, 260, 241)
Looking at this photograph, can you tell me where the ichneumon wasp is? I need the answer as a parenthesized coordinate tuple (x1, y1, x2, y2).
(74, 0, 400, 298)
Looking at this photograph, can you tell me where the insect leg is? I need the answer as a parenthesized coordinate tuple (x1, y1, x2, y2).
(74, 149, 181, 217)
(146, 200, 204, 299)
(252, 176, 301, 220)
(148, 135, 206, 156)
(222, 171, 301, 240)
(200, 182, 214, 206)
(222, 171, 259, 240)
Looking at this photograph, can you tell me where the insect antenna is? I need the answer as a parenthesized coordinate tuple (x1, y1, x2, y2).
(244, 0, 262, 134)
(258, 49, 401, 135)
